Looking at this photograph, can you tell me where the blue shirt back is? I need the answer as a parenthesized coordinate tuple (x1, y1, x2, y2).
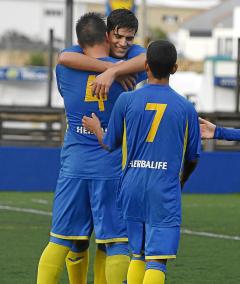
(103, 84, 201, 226)
(56, 56, 125, 179)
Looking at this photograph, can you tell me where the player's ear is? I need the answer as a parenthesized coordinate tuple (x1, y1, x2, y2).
(171, 63, 178, 75)
(105, 32, 109, 43)
(145, 60, 149, 72)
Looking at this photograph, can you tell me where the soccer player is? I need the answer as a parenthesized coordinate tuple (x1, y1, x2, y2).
(37, 13, 142, 284)
(82, 40, 201, 284)
(58, 8, 146, 97)
(59, 9, 146, 283)
(200, 117, 240, 140)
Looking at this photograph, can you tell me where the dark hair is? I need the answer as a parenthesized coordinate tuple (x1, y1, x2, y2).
(147, 40, 177, 79)
(76, 12, 107, 48)
(107, 9, 138, 34)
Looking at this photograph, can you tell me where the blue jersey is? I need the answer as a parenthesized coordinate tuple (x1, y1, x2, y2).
(214, 127, 240, 141)
(125, 44, 146, 59)
(56, 56, 126, 179)
(103, 84, 201, 226)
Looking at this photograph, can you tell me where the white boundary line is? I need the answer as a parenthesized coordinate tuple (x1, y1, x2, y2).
(0, 205, 240, 241)
(0, 205, 52, 216)
(181, 228, 240, 241)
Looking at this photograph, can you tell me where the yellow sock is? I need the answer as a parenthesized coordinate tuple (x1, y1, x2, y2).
(66, 249, 89, 284)
(94, 248, 107, 284)
(105, 255, 130, 284)
(127, 259, 145, 284)
(143, 269, 165, 284)
(37, 242, 69, 284)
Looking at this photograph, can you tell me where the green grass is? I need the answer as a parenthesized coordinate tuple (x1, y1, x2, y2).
(0, 192, 240, 283)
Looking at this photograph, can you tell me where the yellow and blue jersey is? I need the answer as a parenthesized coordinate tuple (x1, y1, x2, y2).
(56, 45, 145, 179)
(103, 83, 201, 226)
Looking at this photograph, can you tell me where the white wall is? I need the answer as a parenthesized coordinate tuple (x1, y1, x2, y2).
(0, 0, 86, 43)
(178, 29, 216, 60)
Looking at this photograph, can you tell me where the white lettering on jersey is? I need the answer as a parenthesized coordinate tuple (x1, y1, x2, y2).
(76, 126, 107, 135)
(128, 160, 167, 170)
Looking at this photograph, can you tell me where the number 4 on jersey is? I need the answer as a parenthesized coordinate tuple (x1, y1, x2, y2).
(145, 103, 167, 142)
(85, 75, 107, 111)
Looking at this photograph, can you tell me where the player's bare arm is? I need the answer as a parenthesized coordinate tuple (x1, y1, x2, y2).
(58, 52, 137, 95)
(82, 113, 109, 150)
(92, 53, 146, 96)
(180, 159, 198, 189)
(58, 52, 113, 72)
(199, 117, 216, 139)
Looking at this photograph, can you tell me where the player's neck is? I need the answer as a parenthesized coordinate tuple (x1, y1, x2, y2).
(83, 44, 109, 58)
(148, 77, 169, 85)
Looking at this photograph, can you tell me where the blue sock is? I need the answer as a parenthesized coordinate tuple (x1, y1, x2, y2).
(50, 236, 73, 248)
(71, 240, 89, 253)
(146, 261, 167, 273)
(97, 243, 106, 253)
(106, 242, 129, 256)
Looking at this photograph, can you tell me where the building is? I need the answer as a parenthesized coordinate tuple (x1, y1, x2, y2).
(178, 0, 240, 60)
(0, 0, 220, 48)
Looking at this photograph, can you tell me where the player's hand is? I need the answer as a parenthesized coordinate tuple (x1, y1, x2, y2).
(92, 68, 116, 99)
(116, 74, 136, 91)
(82, 113, 101, 134)
(199, 117, 216, 139)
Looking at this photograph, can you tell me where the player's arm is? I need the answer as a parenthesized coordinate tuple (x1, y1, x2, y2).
(92, 53, 146, 96)
(199, 117, 240, 141)
(180, 159, 198, 188)
(214, 127, 240, 141)
(82, 93, 127, 150)
(199, 117, 216, 139)
(58, 48, 137, 93)
(181, 105, 202, 189)
(58, 51, 113, 72)
(82, 113, 107, 149)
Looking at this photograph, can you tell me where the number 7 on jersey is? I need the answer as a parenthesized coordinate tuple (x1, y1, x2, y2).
(145, 103, 167, 142)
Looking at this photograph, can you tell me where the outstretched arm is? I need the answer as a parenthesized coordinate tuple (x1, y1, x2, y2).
(199, 117, 216, 139)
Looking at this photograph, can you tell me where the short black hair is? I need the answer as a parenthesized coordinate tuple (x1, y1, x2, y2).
(76, 12, 107, 48)
(107, 9, 138, 34)
(147, 40, 177, 79)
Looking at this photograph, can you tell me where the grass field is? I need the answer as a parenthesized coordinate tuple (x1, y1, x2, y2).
(0, 192, 240, 284)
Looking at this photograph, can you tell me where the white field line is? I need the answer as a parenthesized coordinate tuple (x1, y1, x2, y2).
(181, 228, 240, 241)
(0, 205, 240, 241)
(31, 198, 49, 205)
(0, 205, 52, 216)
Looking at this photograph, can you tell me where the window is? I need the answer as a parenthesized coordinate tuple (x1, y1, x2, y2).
(190, 31, 212, 37)
(217, 38, 232, 57)
(44, 9, 63, 17)
(162, 15, 178, 25)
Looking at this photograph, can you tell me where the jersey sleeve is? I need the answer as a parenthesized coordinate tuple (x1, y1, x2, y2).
(185, 104, 201, 161)
(60, 45, 83, 54)
(103, 92, 129, 150)
(214, 127, 240, 141)
(55, 65, 62, 96)
(126, 44, 146, 59)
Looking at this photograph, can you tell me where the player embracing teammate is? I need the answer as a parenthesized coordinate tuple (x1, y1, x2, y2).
(37, 8, 201, 284)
